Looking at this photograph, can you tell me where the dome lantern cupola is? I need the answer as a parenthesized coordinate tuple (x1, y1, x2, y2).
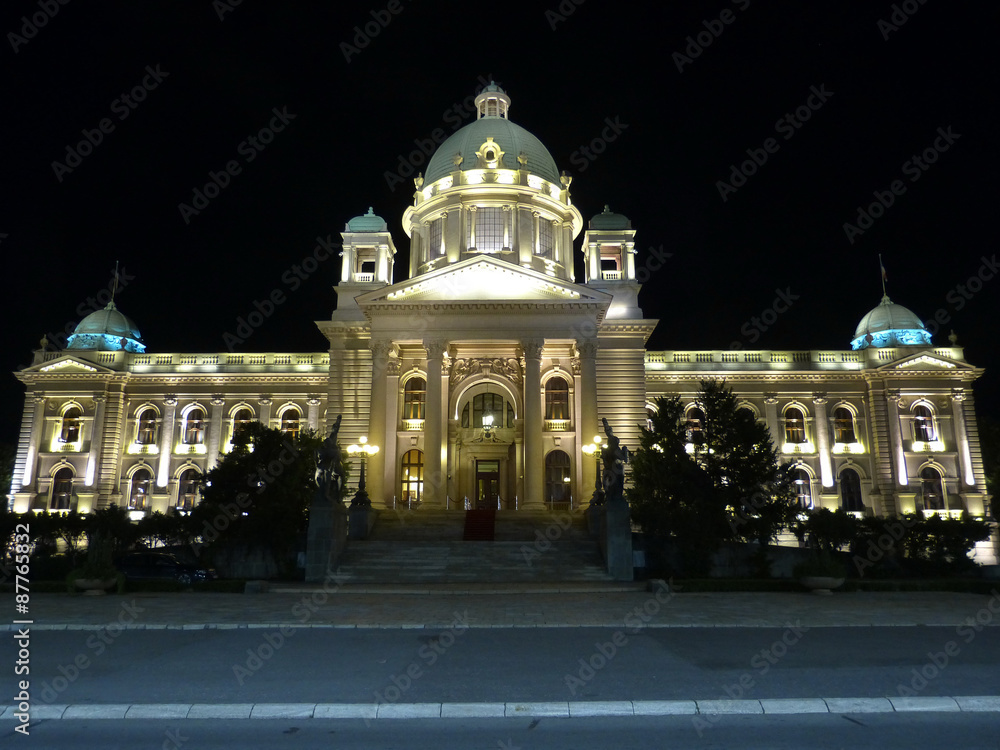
(851, 294, 933, 350)
(475, 81, 510, 120)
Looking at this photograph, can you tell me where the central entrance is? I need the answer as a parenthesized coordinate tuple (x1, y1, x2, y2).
(475, 460, 500, 509)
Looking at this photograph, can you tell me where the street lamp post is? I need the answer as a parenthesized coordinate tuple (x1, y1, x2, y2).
(347, 436, 379, 507)
(581, 434, 605, 506)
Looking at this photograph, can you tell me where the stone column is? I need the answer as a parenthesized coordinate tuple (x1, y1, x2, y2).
(258, 397, 272, 428)
(886, 390, 908, 486)
(522, 339, 544, 509)
(156, 397, 177, 488)
(813, 394, 833, 488)
(422, 340, 448, 507)
(383, 359, 400, 507)
(764, 394, 780, 448)
(307, 398, 320, 432)
(952, 389, 975, 487)
(577, 342, 599, 445)
(206, 396, 226, 471)
(367, 339, 392, 505)
(85, 396, 107, 488)
(21, 395, 46, 487)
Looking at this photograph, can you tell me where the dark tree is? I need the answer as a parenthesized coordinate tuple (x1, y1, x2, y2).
(628, 379, 798, 576)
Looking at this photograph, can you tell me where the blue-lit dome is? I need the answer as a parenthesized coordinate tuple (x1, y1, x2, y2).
(851, 295, 932, 350)
(67, 302, 146, 353)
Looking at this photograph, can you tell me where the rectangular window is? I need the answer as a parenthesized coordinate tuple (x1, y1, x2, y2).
(472, 207, 504, 253)
(429, 219, 443, 258)
(538, 220, 554, 258)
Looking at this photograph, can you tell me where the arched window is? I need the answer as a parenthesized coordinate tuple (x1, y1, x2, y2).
(545, 377, 569, 420)
(545, 450, 571, 507)
(462, 393, 513, 428)
(792, 468, 812, 509)
(913, 405, 936, 442)
(129, 468, 152, 511)
(686, 407, 706, 444)
(784, 408, 806, 444)
(51, 467, 74, 510)
(60, 407, 82, 442)
(280, 408, 301, 439)
(403, 378, 426, 421)
(840, 468, 864, 513)
(232, 407, 254, 436)
(919, 466, 945, 511)
(183, 409, 206, 444)
(137, 408, 158, 445)
(400, 450, 424, 505)
(177, 469, 200, 510)
(833, 407, 856, 443)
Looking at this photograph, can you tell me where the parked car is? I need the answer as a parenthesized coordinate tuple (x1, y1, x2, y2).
(115, 552, 217, 584)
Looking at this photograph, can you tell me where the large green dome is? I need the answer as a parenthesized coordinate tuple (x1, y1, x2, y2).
(67, 301, 146, 353)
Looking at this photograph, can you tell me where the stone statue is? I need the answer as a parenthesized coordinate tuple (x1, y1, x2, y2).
(314, 414, 344, 504)
(601, 417, 629, 504)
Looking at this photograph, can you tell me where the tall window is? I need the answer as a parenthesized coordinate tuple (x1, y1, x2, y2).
(137, 408, 158, 445)
(232, 408, 254, 437)
(129, 469, 152, 511)
(545, 377, 569, 420)
(177, 469, 200, 510)
(403, 378, 426, 420)
(919, 467, 945, 510)
(538, 220, 554, 258)
(60, 407, 81, 442)
(280, 409, 301, 439)
(840, 468, 864, 513)
(400, 449, 424, 505)
(545, 450, 571, 506)
(792, 468, 812, 509)
(428, 219, 443, 259)
(462, 394, 512, 428)
(833, 407, 856, 443)
(184, 409, 206, 444)
(784, 408, 806, 444)
(51, 468, 74, 510)
(686, 407, 706, 445)
(467, 207, 507, 253)
(913, 405, 936, 441)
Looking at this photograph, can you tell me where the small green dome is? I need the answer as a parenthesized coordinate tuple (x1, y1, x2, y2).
(67, 301, 145, 353)
(589, 205, 630, 230)
(346, 207, 387, 233)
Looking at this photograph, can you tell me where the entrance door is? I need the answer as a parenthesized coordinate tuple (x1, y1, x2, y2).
(475, 460, 500, 509)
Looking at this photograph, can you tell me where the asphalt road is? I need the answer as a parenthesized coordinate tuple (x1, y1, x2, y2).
(5, 714, 1000, 750)
(6, 626, 1000, 707)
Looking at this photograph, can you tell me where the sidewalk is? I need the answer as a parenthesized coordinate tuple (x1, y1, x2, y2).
(8, 584, 1000, 630)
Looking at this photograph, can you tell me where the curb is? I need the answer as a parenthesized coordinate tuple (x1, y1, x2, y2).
(4, 696, 999, 720)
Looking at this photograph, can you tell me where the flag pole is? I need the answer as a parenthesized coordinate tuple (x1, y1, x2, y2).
(878, 253, 887, 297)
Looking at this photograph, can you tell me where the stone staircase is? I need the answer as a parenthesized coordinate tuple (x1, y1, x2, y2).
(335, 509, 612, 583)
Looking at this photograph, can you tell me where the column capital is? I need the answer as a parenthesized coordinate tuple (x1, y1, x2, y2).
(258, 396, 273, 405)
(575, 341, 598, 359)
(92, 395, 106, 405)
(521, 339, 544, 360)
(763, 393, 779, 405)
(812, 393, 828, 405)
(163, 396, 178, 406)
(886, 389, 902, 405)
(211, 396, 226, 406)
(32, 394, 46, 404)
(951, 388, 966, 402)
(369, 339, 394, 358)
(386, 359, 401, 376)
(307, 397, 322, 407)
(424, 339, 448, 359)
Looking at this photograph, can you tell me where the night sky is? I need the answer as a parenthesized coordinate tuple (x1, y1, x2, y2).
(3, 0, 998, 445)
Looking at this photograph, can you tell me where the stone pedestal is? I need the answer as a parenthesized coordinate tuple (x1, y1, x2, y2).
(305, 501, 347, 583)
(603, 499, 633, 581)
(349, 506, 378, 540)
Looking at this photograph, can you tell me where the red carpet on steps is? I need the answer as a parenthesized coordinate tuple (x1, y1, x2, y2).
(462, 509, 496, 541)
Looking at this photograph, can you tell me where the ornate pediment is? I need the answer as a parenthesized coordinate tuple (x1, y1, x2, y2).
(884, 351, 973, 372)
(22, 355, 115, 375)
